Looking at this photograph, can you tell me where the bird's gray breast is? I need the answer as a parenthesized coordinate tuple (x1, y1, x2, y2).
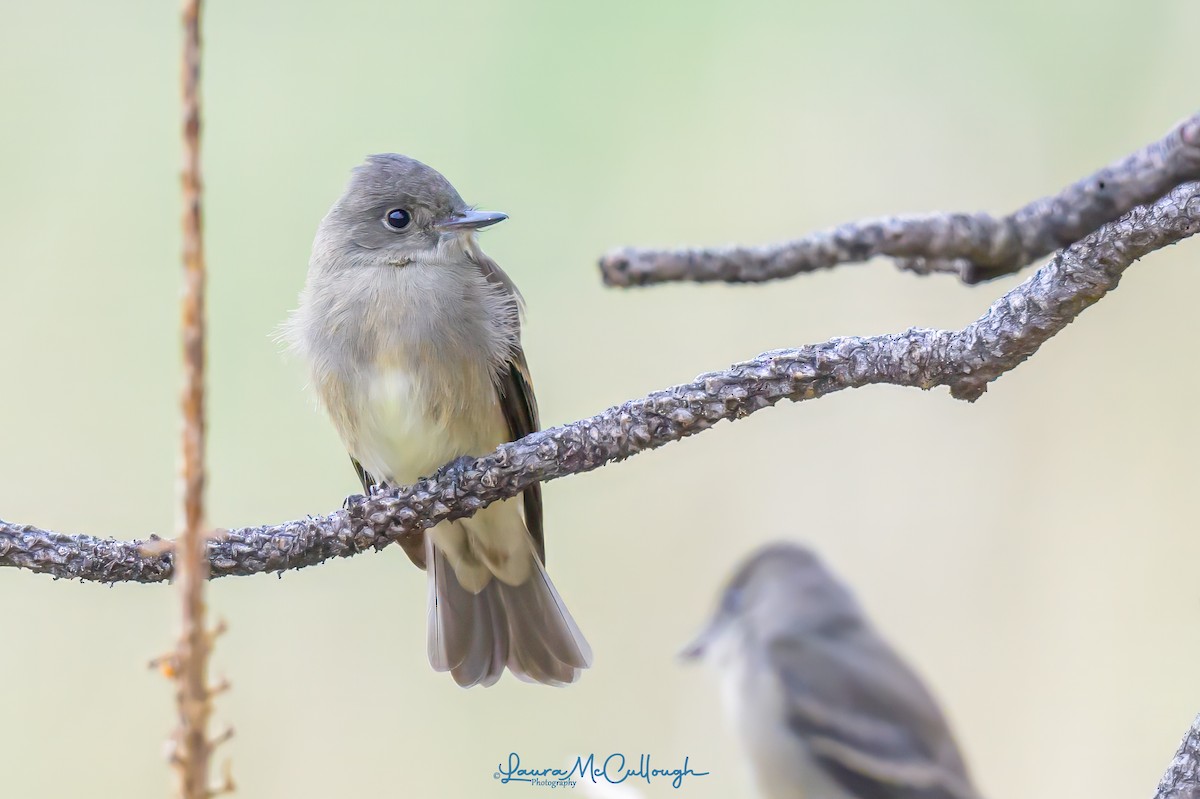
(301, 260, 515, 481)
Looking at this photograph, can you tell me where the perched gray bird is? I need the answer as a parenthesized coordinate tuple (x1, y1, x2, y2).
(682, 543, 978, 799)
(284, 154, 591, 687)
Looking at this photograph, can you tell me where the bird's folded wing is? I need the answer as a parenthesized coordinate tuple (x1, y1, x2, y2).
(495, 348, 544, 563)
(471, 249, 546, 564)
(770, 632, 978, 799)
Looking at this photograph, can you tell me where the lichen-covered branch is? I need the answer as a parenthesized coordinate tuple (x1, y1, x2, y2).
(600, 111, 1200, 287)
(1154, 715, 1200, 799)
(1, 181, 1196, 584)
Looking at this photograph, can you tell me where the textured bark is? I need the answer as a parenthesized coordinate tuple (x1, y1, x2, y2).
(1155, 716, 1200, 799)
(1, 181, 1197, 584)
(600, 111, 1200, 287)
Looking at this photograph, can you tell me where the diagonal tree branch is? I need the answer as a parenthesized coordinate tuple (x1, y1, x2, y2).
(1, 181, 1196, 585)
(1156, 715, 1200, 799)
(600, 111, 1200, 287)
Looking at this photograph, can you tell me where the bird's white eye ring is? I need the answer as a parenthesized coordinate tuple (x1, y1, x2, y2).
(383, 208, 411, 231)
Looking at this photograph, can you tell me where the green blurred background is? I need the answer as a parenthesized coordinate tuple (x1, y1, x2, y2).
(2, 1, 1199, 797)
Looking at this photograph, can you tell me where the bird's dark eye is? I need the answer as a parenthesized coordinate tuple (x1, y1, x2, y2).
(383, 208, 411, 231)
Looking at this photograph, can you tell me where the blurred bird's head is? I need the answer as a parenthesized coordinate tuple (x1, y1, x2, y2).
(680, 542, 864, 664)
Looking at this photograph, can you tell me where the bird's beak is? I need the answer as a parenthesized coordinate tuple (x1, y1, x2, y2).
(436, 209, 508, 231)
(678, 620, 719, 662)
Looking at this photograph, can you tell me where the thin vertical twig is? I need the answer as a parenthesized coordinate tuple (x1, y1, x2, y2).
(170, 0, 229, 796)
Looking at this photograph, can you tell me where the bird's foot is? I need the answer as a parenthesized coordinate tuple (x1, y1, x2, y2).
(344, 482, 389, 511)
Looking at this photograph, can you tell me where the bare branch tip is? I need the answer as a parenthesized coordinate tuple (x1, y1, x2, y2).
(209, 726, 235, 750)
(150, 653, 181, 679)
(140, 537, 176, 558)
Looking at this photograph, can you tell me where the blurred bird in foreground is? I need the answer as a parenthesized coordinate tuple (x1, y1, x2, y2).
(285, 154, 591, 687)
(682, 543, 978, 799)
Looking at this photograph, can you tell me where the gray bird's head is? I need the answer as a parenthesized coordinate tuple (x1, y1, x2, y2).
(680, 542, 864, 663)
(314, 153, 507, 267)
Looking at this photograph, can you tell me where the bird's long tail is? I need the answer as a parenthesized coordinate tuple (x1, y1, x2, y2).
(425, 513, 591, 687)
